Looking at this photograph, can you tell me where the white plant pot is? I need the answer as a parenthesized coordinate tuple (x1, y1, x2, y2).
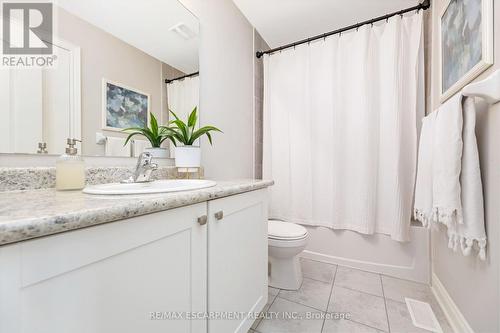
(175, 146, 201, 167)
(144, 147, 169, 158)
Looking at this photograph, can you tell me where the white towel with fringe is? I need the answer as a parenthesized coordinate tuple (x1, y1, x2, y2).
(432, 94, 464, 225)
(414, 94, 486, 260)
(133, 139, 150, 157)
(454, 97, 486, 259)
(414, 111, 437, 227)
(105, 136, 130, 157)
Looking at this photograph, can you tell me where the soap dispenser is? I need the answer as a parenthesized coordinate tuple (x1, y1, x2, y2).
(56, 138, 85, 190)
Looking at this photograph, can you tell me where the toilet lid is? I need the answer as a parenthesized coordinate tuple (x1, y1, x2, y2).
(268, 220, 307, 240)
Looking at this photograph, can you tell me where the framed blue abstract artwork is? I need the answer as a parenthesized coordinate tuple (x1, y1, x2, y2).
(102, 79, 150, 131)
(440, 0, 493, 102)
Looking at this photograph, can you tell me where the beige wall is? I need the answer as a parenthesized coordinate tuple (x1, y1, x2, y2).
(429, 1, 499, 332)
(55, 6, 181, 156)
(185, 0, 255, 179)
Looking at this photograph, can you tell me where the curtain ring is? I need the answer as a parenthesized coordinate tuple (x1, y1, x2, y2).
(386, 17, 389, 23)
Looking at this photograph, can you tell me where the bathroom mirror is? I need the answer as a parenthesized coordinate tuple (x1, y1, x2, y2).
(0, 0, 199, 157)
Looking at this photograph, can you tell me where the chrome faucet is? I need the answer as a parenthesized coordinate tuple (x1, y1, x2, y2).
(123, 152, 158, 183)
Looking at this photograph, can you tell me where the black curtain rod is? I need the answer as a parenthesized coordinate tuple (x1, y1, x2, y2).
(165, 71, 199, 84)
(256, 0, 430, 58)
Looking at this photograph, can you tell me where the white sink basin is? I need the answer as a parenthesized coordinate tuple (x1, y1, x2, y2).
(83, 179, 217, 195)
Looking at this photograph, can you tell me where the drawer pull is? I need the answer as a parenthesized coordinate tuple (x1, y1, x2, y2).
(197, 215, 207, 225)
(214, 211, 224, 220)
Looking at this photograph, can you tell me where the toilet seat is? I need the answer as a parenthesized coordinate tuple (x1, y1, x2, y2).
(268, 236, 308, 248)
(268, 220, 308, 241)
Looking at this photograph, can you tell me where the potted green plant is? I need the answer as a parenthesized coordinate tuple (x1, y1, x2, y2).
(122, 112, 174, 158)
(167, 107, 222, 167)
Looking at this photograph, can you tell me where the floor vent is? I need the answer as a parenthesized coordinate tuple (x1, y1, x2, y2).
(405, 298, 443, 333)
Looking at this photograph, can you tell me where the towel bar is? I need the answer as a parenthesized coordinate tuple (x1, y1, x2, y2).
(462, 69, 500, 104)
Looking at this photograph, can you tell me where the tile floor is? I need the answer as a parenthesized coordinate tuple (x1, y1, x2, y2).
(249, 258, 452, 333)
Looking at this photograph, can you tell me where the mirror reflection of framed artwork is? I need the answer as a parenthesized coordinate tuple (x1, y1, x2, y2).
(102, 79, 150, 132)
(439, 0, 493, 102)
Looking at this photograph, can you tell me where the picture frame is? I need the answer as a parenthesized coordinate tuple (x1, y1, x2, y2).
(439, 0, 493, 102)
(102, 78, 150, 132)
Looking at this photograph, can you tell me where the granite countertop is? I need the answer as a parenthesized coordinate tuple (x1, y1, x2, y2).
(0, 179, 273, 246)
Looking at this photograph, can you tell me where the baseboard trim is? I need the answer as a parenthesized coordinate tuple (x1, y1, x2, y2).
(300, 250, 429, 283)
(431, 273, 474, 333)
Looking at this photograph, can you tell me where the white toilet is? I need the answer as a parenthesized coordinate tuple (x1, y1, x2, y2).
(268, 219, 308, 290)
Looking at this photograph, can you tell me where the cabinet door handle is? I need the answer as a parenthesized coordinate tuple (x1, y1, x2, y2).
(214, 211, 224, 220)
(197, 215, 207, 225)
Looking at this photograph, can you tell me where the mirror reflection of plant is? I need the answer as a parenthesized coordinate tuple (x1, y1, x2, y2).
(122, 112, 176, 148)
(166, 107, 222, 146)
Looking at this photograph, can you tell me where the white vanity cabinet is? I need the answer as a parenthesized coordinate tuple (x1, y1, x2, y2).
(0, 188, 269, 333)
(0, 203, 208, 333)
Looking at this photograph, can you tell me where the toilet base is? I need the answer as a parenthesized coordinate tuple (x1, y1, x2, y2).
(268, 255, 303, 290)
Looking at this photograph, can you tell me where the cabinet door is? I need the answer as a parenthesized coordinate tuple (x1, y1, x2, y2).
(0, 204, 207, 333)
(208, 189, 268, 333)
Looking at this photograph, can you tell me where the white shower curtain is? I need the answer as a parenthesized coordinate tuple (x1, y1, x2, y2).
(167, 75, 200, 156)
(263, 13, 424, 241)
